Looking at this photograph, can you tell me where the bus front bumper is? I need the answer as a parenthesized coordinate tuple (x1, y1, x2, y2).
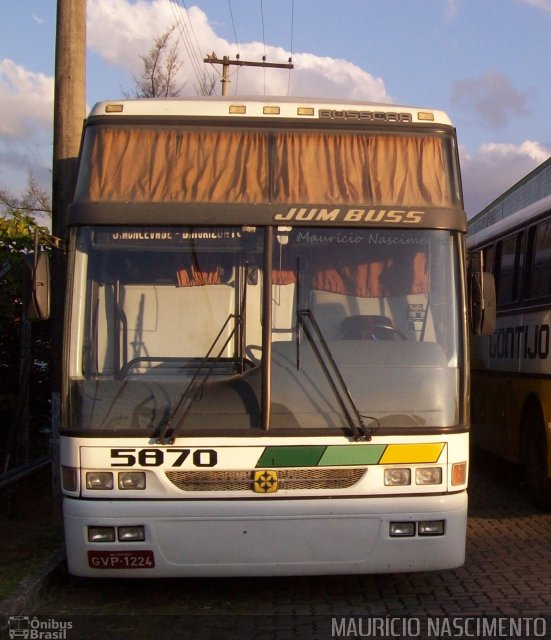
(63, 492, 467, 577)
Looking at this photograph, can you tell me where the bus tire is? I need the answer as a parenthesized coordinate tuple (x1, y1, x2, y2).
(524, 404, 551, 510)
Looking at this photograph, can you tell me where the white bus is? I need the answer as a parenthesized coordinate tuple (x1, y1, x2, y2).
(41, 97, 490, 576)
(469, 194, 551, 508)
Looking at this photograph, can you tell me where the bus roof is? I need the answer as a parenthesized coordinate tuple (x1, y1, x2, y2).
(87, 96, 453, 126)
(467, 192, 551, 249)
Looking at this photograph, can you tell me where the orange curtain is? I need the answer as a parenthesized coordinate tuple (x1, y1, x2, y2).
(76, 126, 453, 208)
(176, 254, 222, 287)
(273, 132, 450, 206)
(78, 127, 269, 203)
(311, 252, 429, 297)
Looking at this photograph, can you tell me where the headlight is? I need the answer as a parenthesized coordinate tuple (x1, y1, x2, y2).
(118, 472, 146, 490)
(88, 526, 115, 542)
(86, 472, 114, 490)
(384, 468, 411, 486)
(389, 522, 415, 537)
(118, 526, 145, 542)
(418, 520, 445, 536)
(415, 467, 442, 485)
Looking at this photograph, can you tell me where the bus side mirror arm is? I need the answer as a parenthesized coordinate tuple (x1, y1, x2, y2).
(468, 250, 496, 336)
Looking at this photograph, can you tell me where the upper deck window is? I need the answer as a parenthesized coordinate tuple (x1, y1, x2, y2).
(75, 125, 460, 208)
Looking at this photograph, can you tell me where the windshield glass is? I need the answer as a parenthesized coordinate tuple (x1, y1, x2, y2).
(66, 226, 461, 434)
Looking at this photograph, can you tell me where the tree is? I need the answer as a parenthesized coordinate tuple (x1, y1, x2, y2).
(0, 171, 52, 220)
(129, 25, 185, 98)
(0, 209, 51, 471)
(127, 24, 217, 98)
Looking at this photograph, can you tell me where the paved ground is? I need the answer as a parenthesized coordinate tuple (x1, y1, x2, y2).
(6, 449, 551, 639)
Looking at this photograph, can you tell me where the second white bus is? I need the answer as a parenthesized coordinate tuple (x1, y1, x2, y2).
(469, 193, 551, 508)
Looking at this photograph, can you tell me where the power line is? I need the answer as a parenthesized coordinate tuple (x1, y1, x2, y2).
(178, 0, 205, 68)
(169, 0, 214, 95)
(204, 0, 296, 97)
(228, 0, 240, 55)
(170, 2, 203, 87)
(228, 0, 240, 94)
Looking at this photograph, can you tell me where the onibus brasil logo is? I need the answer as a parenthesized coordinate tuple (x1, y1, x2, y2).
(7, 616, 73, 639)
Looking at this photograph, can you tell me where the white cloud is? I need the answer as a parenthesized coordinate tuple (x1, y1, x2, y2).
(452, 71, 531, 128)
(0, 59, 53, 138)
(0, 59, 54, 194)
(445, 0, 462, 19)
(460, 141, 551, 216)
(87, 0, 391, 101)
(517, 0, 551, 13)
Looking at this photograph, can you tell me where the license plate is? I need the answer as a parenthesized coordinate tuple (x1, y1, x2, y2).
(88, 550, 155, 569)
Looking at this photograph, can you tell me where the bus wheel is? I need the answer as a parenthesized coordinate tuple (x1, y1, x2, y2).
(524, 406, 551, 509)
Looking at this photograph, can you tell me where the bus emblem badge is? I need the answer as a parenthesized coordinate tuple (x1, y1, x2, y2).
(253, 470, 279, 493)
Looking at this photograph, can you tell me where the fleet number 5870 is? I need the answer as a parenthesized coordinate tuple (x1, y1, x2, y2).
(110, 448, 217, 467)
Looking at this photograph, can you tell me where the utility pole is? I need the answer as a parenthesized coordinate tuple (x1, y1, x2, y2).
(204, 54, 293, 96)
(51, 0, 86, 501)
(53, 0, 86, 236)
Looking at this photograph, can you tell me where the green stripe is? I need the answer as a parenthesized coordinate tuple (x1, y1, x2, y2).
(318, 445, 386, 466)
(256, 444, 387, 468)
(256, 446, 326, 468)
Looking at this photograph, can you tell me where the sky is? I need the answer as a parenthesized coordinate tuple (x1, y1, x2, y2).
(1, 0, 551, 218)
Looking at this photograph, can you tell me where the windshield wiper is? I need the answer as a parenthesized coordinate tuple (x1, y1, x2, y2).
(156, 264, 251, 444)
(155, 312, 242, 444)
(297, 308, 374, 442)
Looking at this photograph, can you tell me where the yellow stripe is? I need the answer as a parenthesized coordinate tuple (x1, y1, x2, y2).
(379, 443, 445, 464)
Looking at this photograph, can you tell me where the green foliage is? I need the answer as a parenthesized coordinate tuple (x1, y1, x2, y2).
(0, 210, 52, 464)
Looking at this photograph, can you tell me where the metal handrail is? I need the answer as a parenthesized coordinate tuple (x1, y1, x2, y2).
(0, 456, 52, 492)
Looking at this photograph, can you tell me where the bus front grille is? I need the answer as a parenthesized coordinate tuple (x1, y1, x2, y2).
(165, 468, 366, 491)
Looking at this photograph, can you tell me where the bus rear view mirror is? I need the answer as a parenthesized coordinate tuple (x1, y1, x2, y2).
(24, 249, 51, 321)
(469, 251, 496, 336)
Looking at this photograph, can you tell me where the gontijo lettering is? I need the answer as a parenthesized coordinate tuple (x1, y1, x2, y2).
(489, 324, 550, 360)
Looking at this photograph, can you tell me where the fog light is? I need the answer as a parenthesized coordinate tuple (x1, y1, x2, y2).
(88, 526, 115, 542)
(118, 472, 146, 490)
(418, 520, 445, 536)
(86, 472, 114, 490)
(451, 462, 467, 485)
(62, 466, 77, 492)
(118, 526, 145, 542)
(384, 468, 411, 486)
(415, 467, 442, 485)
(389, 521, 415, 537)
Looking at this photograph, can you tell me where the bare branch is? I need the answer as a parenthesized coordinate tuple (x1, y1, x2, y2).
(0, 171, 51, 217)
(130, 25, 186, 99)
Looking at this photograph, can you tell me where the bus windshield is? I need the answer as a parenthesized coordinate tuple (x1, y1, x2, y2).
(67, 225, 461, 435)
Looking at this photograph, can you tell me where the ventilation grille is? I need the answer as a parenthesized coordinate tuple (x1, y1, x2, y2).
(165, 468, 366, 491)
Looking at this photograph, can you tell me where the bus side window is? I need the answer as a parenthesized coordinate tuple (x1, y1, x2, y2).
(482, 245, 495, 273)
(495, 232, 524, 306)
(528, 220, 551, 298)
